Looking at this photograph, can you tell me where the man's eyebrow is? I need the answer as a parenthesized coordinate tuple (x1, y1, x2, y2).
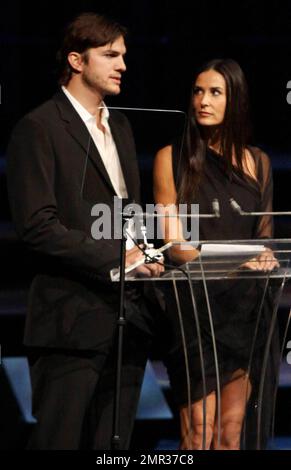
(104, 49, 126, 55)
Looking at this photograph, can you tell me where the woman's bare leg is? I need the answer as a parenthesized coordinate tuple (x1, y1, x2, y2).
(213, 371, 252, 450)
(179, 391, 216, 450)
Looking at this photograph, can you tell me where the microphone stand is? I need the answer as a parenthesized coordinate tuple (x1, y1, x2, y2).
(111, 210, 132, 450)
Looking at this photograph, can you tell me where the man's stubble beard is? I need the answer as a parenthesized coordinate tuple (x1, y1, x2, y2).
(82, 72, 120, 98)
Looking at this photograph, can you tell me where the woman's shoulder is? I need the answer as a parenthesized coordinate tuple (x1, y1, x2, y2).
(155, 144, 173, 159)
(154, 145, 177, 201)
(155, 138, 185, 187)
(247, 145, 272, 184)
(247, 145, 271, 165)
(154, 145, 174, 176)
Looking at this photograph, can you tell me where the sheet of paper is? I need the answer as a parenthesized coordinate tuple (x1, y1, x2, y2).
(200, 243, 265, 256)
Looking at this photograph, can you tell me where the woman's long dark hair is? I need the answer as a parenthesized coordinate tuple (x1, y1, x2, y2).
(177, 58, 251, 204)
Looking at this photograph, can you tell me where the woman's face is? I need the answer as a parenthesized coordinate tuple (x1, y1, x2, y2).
(193, 69, 227, 126)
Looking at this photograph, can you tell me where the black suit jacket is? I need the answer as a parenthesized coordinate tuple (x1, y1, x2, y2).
(7, 90, 141, 351)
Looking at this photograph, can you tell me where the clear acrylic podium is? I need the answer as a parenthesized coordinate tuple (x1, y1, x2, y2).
(119, 238, 291, 450)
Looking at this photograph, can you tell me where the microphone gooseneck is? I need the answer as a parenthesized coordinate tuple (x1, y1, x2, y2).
(229, 198, 243, 215)
(212, 198, 220, 218)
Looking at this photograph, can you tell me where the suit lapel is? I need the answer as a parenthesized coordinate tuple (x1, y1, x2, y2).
(54, 90, 138, 200)
(53, 91, 116, 194)
(109, 116, 136, 201)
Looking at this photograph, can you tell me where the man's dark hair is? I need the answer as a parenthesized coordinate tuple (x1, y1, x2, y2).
(57, 12, 127, 86)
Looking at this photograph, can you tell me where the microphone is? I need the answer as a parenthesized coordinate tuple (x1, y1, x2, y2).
(229, 198, 291, 217)
(229, 198, 244, 215)
(212, 199, 220, 218)
(139, 221, 164, 263)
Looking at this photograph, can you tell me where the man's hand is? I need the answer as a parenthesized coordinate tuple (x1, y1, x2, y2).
(126, 245, 164, 277)
(243, 247, 280, 271)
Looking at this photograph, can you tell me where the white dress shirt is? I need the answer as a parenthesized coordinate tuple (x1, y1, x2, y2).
(62, 86, 128, 198)
(62, 86, 135, 249)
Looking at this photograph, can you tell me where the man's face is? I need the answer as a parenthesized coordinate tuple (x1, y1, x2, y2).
(80, 36, 126, 98)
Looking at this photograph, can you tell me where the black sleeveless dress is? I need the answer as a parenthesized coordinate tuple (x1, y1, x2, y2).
(163, 144, 279, 447)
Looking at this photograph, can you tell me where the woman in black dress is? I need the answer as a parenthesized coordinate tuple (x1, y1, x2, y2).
(154, 59, 279, 450)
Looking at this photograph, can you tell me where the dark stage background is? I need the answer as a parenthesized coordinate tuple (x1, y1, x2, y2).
(1, 0, 291, 216)
(1, 0, 291, 450)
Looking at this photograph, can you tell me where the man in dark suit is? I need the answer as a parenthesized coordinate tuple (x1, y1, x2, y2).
(7, 12, 163, 449)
